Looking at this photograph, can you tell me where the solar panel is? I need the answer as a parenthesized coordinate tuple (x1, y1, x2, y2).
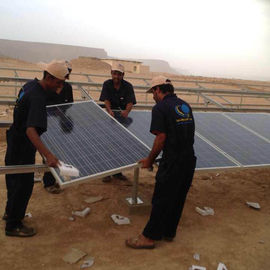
(194, 134, 238, 169)
(41, 101, 150, 187)
(194, 112, 270, 166)
(114, 110, 239, 170)
(113, 110, 154, 148)
(224, 113, 270, 141)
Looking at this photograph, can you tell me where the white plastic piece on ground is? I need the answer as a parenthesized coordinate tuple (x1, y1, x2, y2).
(68, 216, 75, 221)
(191, 265, 206, 270)
(246, 202, 260, 209)
(80, 258, 94, 268)
(25, 212, 32, 218)
(58, 161, 80, 177)
(126, 197, 143, 204)
(217, 262, 228, 270)
(193, 253, 200, 261)
(111, 214, 130, 225)
(195, 206, 215, 216)
(72, 207, 91, 218)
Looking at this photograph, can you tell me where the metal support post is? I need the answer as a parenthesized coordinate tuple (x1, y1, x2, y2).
(131, 167, 140, 204)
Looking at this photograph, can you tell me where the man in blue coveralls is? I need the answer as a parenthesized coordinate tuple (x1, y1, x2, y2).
(126, 76, 197, 249)
(4, 60, 68, 237)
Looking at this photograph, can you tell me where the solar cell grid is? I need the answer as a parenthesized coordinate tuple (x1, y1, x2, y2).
(114, 110, 239, 169)
(41, 101, 150, 186)
(225, 113, 270, 141)
(194, 112, 270, 166)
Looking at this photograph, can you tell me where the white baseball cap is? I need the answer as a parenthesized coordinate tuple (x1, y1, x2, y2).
(146, 75, 172, 93)
(111, 63, 125, 73)
(39, 60, 69, 80)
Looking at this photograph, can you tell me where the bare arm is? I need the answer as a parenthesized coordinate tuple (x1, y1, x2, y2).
(139, 132, 166, 168)
(121, 102, 133, 118)
(104, 100, 114, 117)
(26, 127, 59, 167)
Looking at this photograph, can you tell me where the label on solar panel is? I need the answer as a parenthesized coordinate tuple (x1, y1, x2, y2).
(41, 101, 150, 187)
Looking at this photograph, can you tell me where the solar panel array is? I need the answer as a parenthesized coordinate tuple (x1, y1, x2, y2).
(41, 101, 150, 186)
(41, 101, 270, 187)
(115, 110, 270, 170)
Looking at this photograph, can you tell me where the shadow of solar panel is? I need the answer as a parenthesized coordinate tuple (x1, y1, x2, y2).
(114, 110, 238, 170)
(194, 112, 270, 166)
(41, 101, 150, 186)
(225, 113, 270, 140)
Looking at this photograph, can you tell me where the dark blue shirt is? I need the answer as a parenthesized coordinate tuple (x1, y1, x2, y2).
(151, 94, 195, 161)
(99, 79, 136, 110)
(17, 78, 73, 105)
(13, 83, 48, 136)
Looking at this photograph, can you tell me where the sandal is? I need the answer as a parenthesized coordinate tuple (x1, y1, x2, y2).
(6, 224, 36, 237)
(125, 235, 155, 249)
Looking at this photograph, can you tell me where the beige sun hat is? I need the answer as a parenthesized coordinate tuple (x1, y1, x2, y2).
(111, 63, 125, 73)
(38, 60, 69, 80)
(146, 75, 171, 93)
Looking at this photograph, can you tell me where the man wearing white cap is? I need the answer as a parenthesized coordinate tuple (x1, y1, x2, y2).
(126, 76, 196, 249)
(99, 63, 136, 182)
(7, 61, 74, 194)
(4, 60, 68, 237)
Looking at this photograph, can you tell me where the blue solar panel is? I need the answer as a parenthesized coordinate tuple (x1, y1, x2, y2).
(113, 110, 154, 148)
(194, 112, 270, 166)
(41, 101, 150, 186)
(114, 110, 238, 169)
(194, 135, 238, 169)
(225, 113, 270, 140)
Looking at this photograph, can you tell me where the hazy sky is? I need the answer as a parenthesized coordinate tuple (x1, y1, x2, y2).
(1, 0, 270, 80)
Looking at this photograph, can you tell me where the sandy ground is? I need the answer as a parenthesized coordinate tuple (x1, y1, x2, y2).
(0, 57, 270, 269)
(0, 148, 269, 270)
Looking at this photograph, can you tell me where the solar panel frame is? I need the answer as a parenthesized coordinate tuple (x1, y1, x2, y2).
(41, 101, 151, 188)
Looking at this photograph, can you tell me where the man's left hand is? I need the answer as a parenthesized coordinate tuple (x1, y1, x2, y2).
(121, 110, 129, 118)
(139, 158, 153, 169)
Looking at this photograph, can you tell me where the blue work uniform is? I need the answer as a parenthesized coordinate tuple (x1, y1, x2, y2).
(99, 79, 136, 110)
(143, 93, 197, 240)
(17, 78, 73, 188)
(5, 84, 48, 231)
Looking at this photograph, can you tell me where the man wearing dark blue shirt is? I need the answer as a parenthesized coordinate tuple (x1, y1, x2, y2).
(14, 61, 73, 194)
(4, 60, 68, 237)
(99, 63, 136, 182)
(126, 76, 196, 249)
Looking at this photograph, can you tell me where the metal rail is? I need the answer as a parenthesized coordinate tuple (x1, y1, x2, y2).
(1, 66, 270, 88)
(1, 76, 270, 97)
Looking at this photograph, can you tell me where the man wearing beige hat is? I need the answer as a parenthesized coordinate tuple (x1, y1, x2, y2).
(126, 76, 196, 249)
(4, 60, 69, 237)
(99, 63, 136, 182)
(6, 61, 74, 194)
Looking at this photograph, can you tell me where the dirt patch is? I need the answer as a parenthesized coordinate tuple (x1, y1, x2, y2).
(0, 166, 269, 270)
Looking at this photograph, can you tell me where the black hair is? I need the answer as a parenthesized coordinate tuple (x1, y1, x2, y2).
(43, 71, 56, 80)
(154, 79, 174, 94)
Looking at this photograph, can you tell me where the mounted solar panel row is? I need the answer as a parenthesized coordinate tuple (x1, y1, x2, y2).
(115, 111, 270, 170)
(194, 112, 270, 167)
(41, 101, 150, 187)
(41, 102, 270, 188)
